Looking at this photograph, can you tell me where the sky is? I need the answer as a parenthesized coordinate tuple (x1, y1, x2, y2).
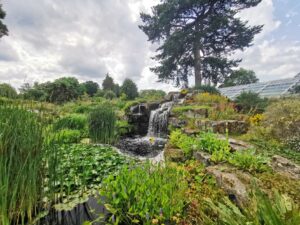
(0, 0, 299, 92)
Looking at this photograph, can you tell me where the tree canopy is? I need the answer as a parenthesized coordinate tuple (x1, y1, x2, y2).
(0, 4, 8, 38)
(102, 74, 115, 91)
(139, 0, 263, 87)
(82, 81, 99, 97)
(220, 68, 259, 87)
(0, 83, 17, 98)
(121, 79, 138, 100)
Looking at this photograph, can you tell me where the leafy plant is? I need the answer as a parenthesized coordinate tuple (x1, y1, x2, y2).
(235, 91, 268, 114)
(193, 92, 229, 105)
(88, 103, 117, 144)
(169, 130, 196, 157)
(54, 129, 82, 144)
(228, 149, 269, 172)
(99, 163, 187, 225)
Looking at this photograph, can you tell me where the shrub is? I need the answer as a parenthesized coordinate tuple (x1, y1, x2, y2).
(53, 114, 87, 131)
(262, 98, 300, 152)
(235, 91, 268, 114)
(139, 89, 166, 101)
(0, 105, 43, 225)
(100, 163, 187, 225)
(88, 103, 117, 144)
(193, 92, 229, 105)
(193, 84, 220, 95)
(104, 90, 117, 100)
(0, 83, 18, 99)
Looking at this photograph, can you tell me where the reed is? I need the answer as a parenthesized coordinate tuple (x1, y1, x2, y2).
(88, 103, 117, 144)
(0, 104, 44, 225)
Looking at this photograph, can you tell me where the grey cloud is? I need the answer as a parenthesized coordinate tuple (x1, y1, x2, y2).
(0, 40, 19, 61)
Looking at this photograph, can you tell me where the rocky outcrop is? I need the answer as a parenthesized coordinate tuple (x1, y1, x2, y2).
(206, 166, 250, 206)
(271, 155, 300, 180)
(212, 120, 249, 135)
(194, 151, 212, 166)
(127, 103, 160, 136)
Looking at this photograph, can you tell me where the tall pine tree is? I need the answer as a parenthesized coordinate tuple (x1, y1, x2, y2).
(139, 0, 263, 86)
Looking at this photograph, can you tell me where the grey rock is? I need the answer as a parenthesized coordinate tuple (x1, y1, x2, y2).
(271, 155, 300, 180)
(194, 151, 212, 167)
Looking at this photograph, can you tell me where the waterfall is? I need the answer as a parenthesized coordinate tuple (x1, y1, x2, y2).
(147, 101, 173, 137)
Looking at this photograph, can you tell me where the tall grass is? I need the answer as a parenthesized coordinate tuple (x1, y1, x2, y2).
(0, 104, 44, 225)
(88, 103, 117, 144)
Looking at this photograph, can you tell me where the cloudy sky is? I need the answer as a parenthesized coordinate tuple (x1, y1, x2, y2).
(0, 0, 299, 91)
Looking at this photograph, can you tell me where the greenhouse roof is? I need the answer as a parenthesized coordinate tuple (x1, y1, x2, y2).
(219, 73, 300, 99)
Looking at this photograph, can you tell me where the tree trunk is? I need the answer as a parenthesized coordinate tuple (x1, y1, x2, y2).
(194, 43, 202, 86)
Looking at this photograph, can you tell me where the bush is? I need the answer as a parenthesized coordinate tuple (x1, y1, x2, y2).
(53, 114, 87, 131)
(193, 93, 229, 105)
(104, 90, 117, 100)
(88, 103, 117, 144)
(262, 98, 300, 151)
(100, 163, 187, 225)
(0, 83, 18, 99)
(193, 85, 220, 94)
(139, 89, 166, 101)
(235, 91, 268, 114)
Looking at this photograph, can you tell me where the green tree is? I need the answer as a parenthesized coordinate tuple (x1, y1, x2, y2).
(19, 82, 47, 101)
(102, 73, 115, 91)
(0, 4, 8, 38)
(48, 77, 82, 104)
(82, 81, 99, 97)
(121, 79, 138, 100)
(235, 91, 268, 114)
(220, 68, 259, 87)
(139, 0, 262, 86)
(0, 83, 17, 98)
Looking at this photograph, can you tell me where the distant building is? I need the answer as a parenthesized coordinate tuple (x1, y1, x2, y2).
(219, 73, 300, 99)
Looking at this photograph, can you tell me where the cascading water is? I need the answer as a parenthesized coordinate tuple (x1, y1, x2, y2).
(147, 101, 173, 138)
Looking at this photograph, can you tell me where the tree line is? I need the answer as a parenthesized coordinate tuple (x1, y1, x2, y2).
(0, 74, 139, 104)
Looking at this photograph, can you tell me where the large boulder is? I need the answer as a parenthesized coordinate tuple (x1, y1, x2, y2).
(206, 166, 250, 206)
(212, 120, 249, 135)
(271, 155, 300, 180)
(194, 151, 212, 167)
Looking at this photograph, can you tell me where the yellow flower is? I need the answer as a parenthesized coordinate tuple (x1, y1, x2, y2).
(152, 219, 159, 224)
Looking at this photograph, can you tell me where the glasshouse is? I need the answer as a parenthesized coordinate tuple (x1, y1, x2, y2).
(219, 73, 300, 99)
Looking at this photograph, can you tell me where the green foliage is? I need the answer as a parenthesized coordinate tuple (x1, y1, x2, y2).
(0, 83, 17, 98)
(53, 129, 82, 144)
(88, 103, 117, 144)
(116, 120, 132, 136)
(82, 81, 99, 97)
(235, 91, 268, 114)
(169, 130, 196, 157)
(121, 78, 139, 100)
(100, 163, 187, 225)
(102, 73, 115, 91)
(172, 105, 209, 114)
(139, 89, 166, 101)
(0, 104, 43, 225)
(220, 68, 259, 87)
(53, 144, 130, 196)
(197, 132, 231, 162)
(0, 4, 8, 38)
(139, 0, 262, 86)
(53, 114, 87, 131)
(228, 149, 268, 172)
(205, 188, 300, 225)
(193, 92, 229, 105)
(193, 85, 220, 95)
(262, 98, 300, 151)
(104, 90, 117, 100)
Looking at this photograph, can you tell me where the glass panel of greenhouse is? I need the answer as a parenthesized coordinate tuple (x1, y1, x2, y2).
(219, 73, 300, 99)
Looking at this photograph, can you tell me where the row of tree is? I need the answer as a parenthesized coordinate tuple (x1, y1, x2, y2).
(0, 74, 139, 104)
